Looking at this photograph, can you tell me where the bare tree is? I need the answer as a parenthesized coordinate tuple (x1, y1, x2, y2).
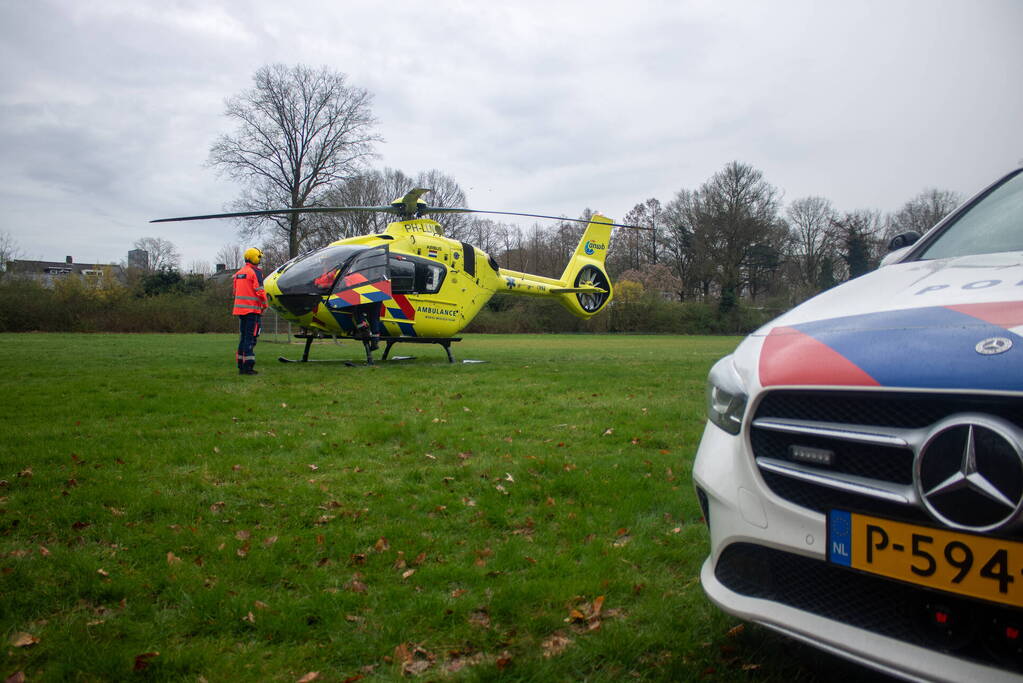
(187, 260, 212, 276)
(209, 64, 382, 258)
(310, 168, 473, 248)
(887, 188, 962, 237)
(133, 237, 180, 272)
(0, 230, 20, 277)
(685, 162, 782, 310)
(215, 243, 244, 269)
(786, 196, 838, 291)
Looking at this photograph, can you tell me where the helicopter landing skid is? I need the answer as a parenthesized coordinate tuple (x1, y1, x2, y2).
(278, 335, 462, 365)
(380, 337, 462, 363)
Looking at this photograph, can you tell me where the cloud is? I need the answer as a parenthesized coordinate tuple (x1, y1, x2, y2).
(1, 0, 1021, 267)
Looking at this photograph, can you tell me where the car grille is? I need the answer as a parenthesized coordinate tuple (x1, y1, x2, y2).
(716, 542, 1023, 674)
(750, 390, 1023, 538)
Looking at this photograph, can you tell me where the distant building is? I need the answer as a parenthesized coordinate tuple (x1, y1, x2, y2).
(128, 249, 149, 271)
(6, 256, 126, 286)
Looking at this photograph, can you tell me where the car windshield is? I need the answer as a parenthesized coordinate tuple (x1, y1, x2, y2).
(916, 169, 1023, 260)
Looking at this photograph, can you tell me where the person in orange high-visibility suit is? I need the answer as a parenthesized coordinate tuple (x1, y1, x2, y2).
(233, 247, 268, 375)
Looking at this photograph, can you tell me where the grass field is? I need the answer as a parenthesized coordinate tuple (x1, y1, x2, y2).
(0, 333, 869, 682)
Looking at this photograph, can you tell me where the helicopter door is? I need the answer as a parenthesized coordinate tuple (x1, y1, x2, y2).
(327, 245, 391, 309)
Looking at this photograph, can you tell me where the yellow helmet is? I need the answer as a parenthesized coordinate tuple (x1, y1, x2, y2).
(244, 247, 262, 265)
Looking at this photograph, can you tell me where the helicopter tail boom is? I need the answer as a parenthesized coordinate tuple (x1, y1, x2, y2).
(493, 214, 614, 318)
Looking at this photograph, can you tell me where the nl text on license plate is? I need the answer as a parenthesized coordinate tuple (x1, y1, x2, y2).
(828, 509, 1023, 608)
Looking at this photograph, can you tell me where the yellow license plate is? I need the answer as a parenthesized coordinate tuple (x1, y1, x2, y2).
(828, 510, 1023, 608)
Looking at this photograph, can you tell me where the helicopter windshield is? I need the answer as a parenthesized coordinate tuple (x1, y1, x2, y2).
(274, 245, 369, 295)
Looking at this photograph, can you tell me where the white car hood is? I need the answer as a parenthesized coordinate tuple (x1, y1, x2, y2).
(759, 251, 1023, 332)
(744, 252, 1023, 392)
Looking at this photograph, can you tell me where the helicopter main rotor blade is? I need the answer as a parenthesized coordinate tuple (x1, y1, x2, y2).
(151, 206, 397, 223)
(423, 207, 651, 230)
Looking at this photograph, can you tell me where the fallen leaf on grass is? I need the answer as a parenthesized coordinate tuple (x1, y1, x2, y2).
(11, 632, 38, 647)
(97, 568, 109, 577)
(394, 642, 434, 676)
(5, 671, 26, 683)
(468, 609, 491, 628)
(243, 611, 255, 623)
(263, 536, 278, 547)
(346, 574, 368, 593)
(167, 552, 182, 565)
(374, 537, 390, 552)
(542, 632, 573, 658)
(727, 624, 745, 638)
(133, 652, 159, 671)
(401, 568, 416, 580)
(297, 673, 320, 683)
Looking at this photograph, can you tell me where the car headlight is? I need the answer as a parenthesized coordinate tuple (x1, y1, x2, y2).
(706, 355, 748, 435)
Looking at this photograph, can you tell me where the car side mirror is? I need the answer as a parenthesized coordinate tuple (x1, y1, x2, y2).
(887, 231, 921, 251)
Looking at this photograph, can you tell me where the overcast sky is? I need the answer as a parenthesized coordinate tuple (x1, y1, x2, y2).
(1, 0, 1021, 268)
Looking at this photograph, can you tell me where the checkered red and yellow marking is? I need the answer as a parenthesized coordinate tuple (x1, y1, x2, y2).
(326, 274, 393, 308)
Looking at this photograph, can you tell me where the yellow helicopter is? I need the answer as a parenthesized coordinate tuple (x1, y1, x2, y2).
(153, 189, 639, 364)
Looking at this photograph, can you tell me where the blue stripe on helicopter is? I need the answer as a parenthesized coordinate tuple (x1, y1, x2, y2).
(787, 305, 1023, 391)
(329, 310, 357, 332)
(387, 307, 410, 320)
(396, 322, 416, 336)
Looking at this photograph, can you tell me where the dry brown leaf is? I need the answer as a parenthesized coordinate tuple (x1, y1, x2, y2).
(243, 611, 255, 623)
(374, 537, 390, 552)
(235, 530, 251, 541)
(38, 546, 51, 557)
(297, 673, 320, 683)
(5, 671, 26, 683)
(254, 600, 269, 610)
(727, 623, 745, 638)
(11, 632, 38, 648)
(167, 552, 182, 565)
(542, 632, 573, 658)
(401, 568, 416, 580)
(468, 609, 491, 628)
(97, 568, 109, 577)
(133, 652, 159, 671)
(236, 542, 250, 558)
(263, 536, 278, 547)
(346, 576, 368, 594)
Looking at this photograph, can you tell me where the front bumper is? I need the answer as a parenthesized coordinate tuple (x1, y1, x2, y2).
(693, 421, 1023, 683)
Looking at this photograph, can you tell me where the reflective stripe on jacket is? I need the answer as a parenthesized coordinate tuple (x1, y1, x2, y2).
(232, 263, 267, 316)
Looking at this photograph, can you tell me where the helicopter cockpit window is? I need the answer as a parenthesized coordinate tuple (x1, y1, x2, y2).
(388, 255, 446, 294)
(275, 245, 369, 296)
(334, 246, 388, 291)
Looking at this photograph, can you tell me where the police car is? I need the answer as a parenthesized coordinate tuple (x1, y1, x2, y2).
(692, 167, 1023, 681)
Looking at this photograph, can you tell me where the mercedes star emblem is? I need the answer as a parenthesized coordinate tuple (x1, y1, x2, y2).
(975, 337, 1013, 355)
(916, 416, 1023, 532)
